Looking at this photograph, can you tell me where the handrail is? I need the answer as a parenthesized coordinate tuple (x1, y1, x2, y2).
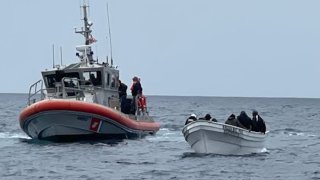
(27, 77, 116, 105)
(28, 80, 44, 105)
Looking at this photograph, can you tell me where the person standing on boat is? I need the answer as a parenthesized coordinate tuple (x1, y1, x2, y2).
(252, 110, 266, 133)
(130, 76, 143, 114)
(118, 80, 128, 113)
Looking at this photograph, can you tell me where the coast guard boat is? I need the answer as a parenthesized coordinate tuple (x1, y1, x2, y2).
(182, 120, 267, 155)
(19, 4, 160, 142)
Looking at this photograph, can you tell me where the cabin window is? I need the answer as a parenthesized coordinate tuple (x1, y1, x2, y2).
(106, 73, 110, 86)
(83, 71, 102, 86)
(63, 78, 79, 88)
(110, 75, 119, 89)
(111, 75, 116, 88)
(45, 72, 79, 88)
(46, 75, 56, 88)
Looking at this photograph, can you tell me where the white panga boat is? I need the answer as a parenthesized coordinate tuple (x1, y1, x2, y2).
(182, 120, 267, 155)
(19, 3, 160, 142)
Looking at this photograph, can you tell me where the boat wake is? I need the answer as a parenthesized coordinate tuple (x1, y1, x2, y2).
(146, 128, 185, 142)
(0, 132, 30, 139)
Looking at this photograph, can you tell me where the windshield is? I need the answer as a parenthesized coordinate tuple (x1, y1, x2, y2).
(44, 72, 80, 88)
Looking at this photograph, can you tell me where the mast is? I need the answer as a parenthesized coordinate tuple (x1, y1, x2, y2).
(75, 4, 92, 45)
(75, 3, 95, 63)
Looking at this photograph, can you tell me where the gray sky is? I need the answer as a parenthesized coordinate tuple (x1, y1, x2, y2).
(2, 0, 320, 98)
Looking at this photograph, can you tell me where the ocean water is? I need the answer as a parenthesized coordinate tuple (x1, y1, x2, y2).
(1, 93, 320, 180)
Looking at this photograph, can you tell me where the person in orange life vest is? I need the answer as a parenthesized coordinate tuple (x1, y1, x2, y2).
(130, 76, 143, 114)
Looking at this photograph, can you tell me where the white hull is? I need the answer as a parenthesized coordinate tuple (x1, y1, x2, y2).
(182, 121, 267, 155)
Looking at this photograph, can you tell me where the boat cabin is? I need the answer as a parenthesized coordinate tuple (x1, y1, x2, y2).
(38, 4, 121, 109)
(41, 61, 120, 107)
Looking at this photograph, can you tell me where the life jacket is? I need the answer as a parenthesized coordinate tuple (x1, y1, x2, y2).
(138, 95, 147, 110)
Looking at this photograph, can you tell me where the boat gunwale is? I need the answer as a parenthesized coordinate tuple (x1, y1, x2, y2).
(19, 99, 160, 132)
(182, 120, 268, 139)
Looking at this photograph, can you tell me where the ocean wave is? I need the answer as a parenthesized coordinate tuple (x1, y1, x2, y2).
(115, 160, 156, 165)
(180, 149, 269, 158)
(160, 124, 183, 131)
(271, 128, 317, 137)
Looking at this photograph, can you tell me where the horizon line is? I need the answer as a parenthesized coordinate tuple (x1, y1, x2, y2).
(0, 92, 319, 100)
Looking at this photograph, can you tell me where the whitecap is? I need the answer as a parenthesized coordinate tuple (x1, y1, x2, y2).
(0, 132, 30, 139)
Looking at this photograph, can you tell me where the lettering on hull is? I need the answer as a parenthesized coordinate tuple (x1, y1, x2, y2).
(223, 125, 243, 136)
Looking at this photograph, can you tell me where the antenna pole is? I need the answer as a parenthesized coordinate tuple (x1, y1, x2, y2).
(106, 3, 113, 66)
(52, 44, 55, 68)
(60, 46, 63, 66)
(79, 0, 82, 19)
(88, 0, 91, 17)
(83, 4, 90, 45)
(75, 3, 92, 45)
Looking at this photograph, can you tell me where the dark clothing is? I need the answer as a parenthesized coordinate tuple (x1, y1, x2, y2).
(211, 118, 218, 122)
(237, 111, 252, 130)
(199, 114, 216, 121)
(119, 82, 128, 113)
(225, 114, 246, 129)
(185, 116, 197, 125)
(118, 83, 127, 98)
(131, 82, 143, 96)
(120, 98, 131, 114)
(225, 114, 237, 126)
(204, 114, 211, 120)
(251, 115, 259, 132)
(257, 115, 266, 133)
(120, 95, 127, 112)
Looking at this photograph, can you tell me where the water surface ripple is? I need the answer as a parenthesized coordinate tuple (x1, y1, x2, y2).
(0, 94, 320, 179)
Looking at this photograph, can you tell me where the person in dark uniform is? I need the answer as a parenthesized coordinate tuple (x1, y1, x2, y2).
(185, 114, 197, 125)
(118, 80, 127, 98)
(118, 80, 128, 113)
(237, 111, 252, 130)
(130, 76, 143, 114)
(252, 110, 266, 133)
